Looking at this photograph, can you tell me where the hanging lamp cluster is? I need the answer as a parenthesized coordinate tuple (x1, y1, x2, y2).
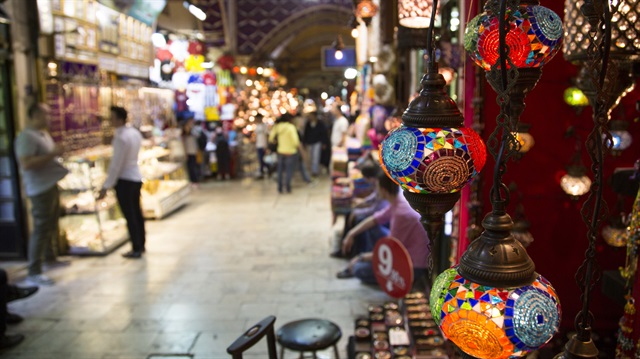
(429, 0, 563, 357)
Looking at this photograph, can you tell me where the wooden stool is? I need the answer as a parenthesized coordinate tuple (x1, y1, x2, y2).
(276, 318, 342, 359)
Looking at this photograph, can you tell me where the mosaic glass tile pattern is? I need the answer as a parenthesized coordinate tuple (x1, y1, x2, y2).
(464, 5, 563, 70)
(379, 126, 486, 194)
(431, 268, 561, 359)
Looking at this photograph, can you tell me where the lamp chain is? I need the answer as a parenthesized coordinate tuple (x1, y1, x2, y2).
(422, 0, 440, 275)
(484, 0, 521, 208)
(572, 0, 613, 342)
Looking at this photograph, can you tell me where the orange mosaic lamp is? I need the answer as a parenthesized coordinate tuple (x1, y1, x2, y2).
(432, 268, 561, 358)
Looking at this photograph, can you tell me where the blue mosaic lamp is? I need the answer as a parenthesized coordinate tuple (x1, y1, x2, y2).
(379, 69, 487, 244)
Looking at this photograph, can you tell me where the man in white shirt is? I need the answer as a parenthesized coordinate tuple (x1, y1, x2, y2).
(99, 106, 145, 258)
(330, 104, 349, 148)
(15, 103, 69, 285)
(254, 114, 269, 178)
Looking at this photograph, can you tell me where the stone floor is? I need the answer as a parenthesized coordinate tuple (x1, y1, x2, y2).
(1, 177, 390, 359)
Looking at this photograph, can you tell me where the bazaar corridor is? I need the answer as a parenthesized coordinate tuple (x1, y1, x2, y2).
(3, 179, 386, 359)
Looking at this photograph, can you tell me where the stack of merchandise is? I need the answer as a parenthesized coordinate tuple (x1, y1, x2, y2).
(349, 293, 449, 358)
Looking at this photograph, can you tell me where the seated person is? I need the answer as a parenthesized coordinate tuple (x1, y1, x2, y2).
(0, 269, 39, 349)
(331, 164, 389, 259)
(336, 173, 430, 285)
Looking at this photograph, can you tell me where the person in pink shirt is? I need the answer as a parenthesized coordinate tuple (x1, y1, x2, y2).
(337, 173, 430, 285)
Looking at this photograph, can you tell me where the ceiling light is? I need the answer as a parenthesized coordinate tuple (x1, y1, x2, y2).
(184, 1, 206, 21)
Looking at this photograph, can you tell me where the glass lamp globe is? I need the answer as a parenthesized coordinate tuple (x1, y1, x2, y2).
(560, 167, 592, 199)
(602, 225, 629, 247)
(606, 120, 633, 155)
(380, 126, 487, 194)
(464, 3, 563, 70)
(564, 87, 590, 107)
(515, 130, 535, 154)
(356, 0, 378, 24)
(431, 268, 561, 359)
(398, 0, 440, 29)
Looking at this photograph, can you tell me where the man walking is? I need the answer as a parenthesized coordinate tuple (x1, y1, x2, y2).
(15, 103, 68, 286)
(99, 106, 145, 258)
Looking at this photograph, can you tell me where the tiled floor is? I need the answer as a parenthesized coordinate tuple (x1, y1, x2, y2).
(2, 177, 390, 359)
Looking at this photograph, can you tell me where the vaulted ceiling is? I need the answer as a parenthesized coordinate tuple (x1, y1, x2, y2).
(190, 0, 355, 91)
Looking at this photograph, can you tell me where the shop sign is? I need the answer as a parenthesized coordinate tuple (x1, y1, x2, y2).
(372, 237, 414, 298)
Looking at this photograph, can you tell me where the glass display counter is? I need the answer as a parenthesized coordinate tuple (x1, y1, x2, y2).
(58, 143, 190, 255)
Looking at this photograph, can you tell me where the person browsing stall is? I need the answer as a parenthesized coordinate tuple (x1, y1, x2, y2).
(98, 106, 146, 259)
(337, 173, 430, 285)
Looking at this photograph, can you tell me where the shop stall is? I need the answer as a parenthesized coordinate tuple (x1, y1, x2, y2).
(35, 0, 189, 255)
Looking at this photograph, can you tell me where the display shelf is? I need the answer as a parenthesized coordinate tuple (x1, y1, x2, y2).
(141, 180, 190, 219)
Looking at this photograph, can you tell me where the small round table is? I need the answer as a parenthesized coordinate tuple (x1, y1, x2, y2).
(276, 318, 342, 359)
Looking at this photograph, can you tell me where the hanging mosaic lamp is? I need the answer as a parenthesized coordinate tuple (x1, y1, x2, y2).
(431, 203, 561, 359)
(512, 123, 535, 159)
(602, 217, 629, 247)
(565, 0, 639, 118)
(607, 120, 633, 155)
(563, 0, 640, 63)
(355, 0, 378, 26)
(398, 0, 440, 29)
(564, 86, 590, 108)
(575, 63, 635, 119)
(379, 70, 487, 241)
(464, 0, 563, 71)
(464, 0, 563, 124)
(561, 165, 592, 199)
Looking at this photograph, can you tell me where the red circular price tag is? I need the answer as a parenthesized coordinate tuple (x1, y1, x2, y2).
(373, 237, 414, 298)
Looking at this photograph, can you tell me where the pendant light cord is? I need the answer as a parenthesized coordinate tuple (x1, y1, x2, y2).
(486, 0, 519, 209)
(425, 0, 439, 74)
